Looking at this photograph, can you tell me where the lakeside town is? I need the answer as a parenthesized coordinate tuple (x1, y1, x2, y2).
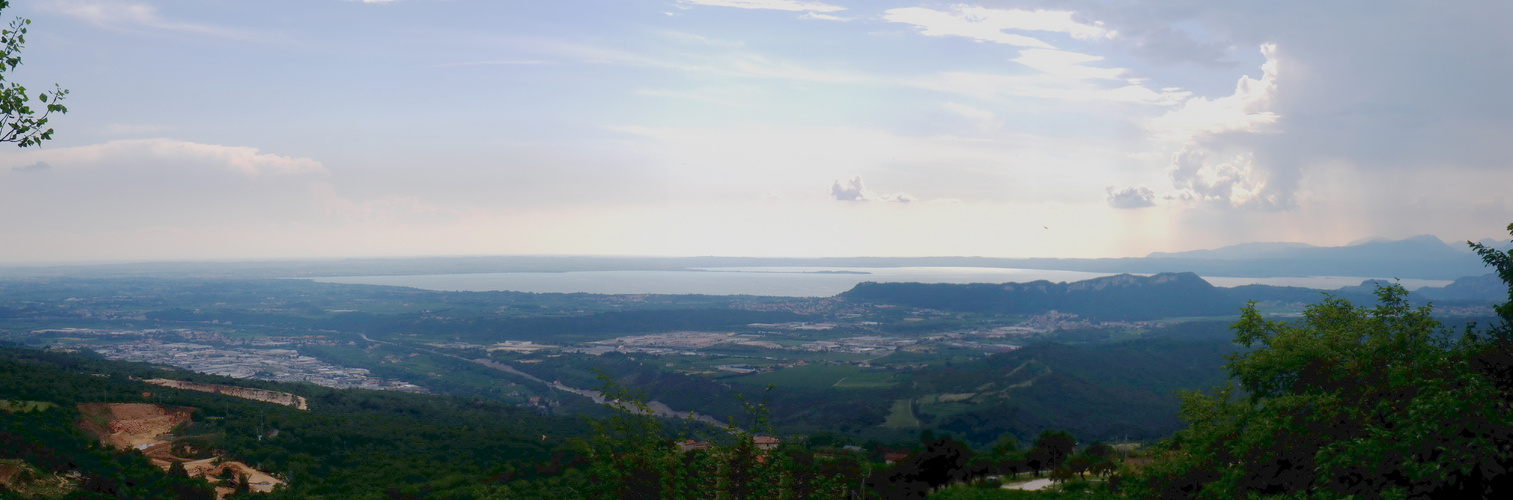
(39, 328, 428, 393)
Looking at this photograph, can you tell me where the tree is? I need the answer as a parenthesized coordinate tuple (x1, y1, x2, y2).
(1027, 431, 1074, 475)
(167, 459, 188, 478)
(0, 1, 68, 147)
(865, 436, 975, 497)
(1468, 224, 1513, 402)
(1469, 223, 1513, 333)
(987, 434, 1019, 463)
(1129, 223, 1513, 498)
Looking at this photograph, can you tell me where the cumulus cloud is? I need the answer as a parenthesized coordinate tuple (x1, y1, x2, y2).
(830, 176, 914, 203)
(1166, 147, 1281, 209)
(1105, 185, 1155, 209)
(11, 161, 49, 173)
(680, 0, 844, 12)
(1109, 1, 1512, 224)
(884, 6, 1114, 48)
(1147, 44, 1279, 143)
(1145, 44, 1288, 209)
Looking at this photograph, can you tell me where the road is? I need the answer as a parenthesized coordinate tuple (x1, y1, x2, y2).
(358, 334, 727, 427)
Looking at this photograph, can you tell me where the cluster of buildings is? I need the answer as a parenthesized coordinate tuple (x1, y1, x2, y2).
(566, 331, 770, 356)
(78, 338, 426, 393)
(799, 336, 918, 354)
(983, 311, 1155, 336)
(732, 296, 866, 316)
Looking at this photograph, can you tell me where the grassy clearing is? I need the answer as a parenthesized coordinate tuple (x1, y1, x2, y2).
(0, 400, 57, 414)
(832, 374, 896, 389)
(882, 398, 920, 429)
(726, 364, 897, 389)
(915, 401, 985, 421)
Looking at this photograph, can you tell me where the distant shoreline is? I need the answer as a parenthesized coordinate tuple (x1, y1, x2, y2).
(306, 267, 1456, 298)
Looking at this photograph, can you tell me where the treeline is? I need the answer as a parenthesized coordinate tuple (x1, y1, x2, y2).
(1, 403, 218, 499)
(0, 346, 587, 499)
(908, 334, 1238, 445)
(1119, 228, 1513, 498)
(500, 378, 1125, 499)
(517, 354, 895, 435)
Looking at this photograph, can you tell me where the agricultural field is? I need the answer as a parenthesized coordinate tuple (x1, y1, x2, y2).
(726, 363, 902, 389)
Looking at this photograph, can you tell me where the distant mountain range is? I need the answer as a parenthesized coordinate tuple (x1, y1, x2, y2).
(3, 235, 1508, 281)
(840, 271, 1505, 320)
(1131, 235, 1505, 279)
(842, 272, 1238, 320)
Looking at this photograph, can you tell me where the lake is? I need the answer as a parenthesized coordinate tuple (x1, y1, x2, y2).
(310, 266, 1452, 297)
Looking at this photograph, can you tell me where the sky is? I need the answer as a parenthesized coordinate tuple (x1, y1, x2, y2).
(0, 0, 1509, 263)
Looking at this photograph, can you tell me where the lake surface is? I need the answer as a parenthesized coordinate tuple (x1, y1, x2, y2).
(311, 267, 1452, 297)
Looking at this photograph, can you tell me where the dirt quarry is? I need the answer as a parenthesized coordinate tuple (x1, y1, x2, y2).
(76, 403, 194, 449)
(76, 403, 284, 496)
(143, 379, 308, 410)
(183, 459, 284, 495)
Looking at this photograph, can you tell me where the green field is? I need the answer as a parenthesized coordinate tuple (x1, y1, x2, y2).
(726, 364, 898, 389)
(0, 400, 58, 414)
(882, 398, 919, 429)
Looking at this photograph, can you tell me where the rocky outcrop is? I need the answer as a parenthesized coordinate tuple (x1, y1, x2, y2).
(143, 379, 308, 410)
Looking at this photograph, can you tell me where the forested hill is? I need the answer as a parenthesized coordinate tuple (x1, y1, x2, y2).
(0, 346, 586, 498)
(840, 272, 1239, 320)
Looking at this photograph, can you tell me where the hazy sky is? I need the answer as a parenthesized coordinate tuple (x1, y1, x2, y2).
(0, 0, 1508, 263)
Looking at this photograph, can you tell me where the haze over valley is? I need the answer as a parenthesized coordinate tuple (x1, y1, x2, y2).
(1, 0, 1510, 498)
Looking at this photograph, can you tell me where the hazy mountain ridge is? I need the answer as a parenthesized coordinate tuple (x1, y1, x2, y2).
(840, 272, 1241, 320)
(841, 269, 1504, 321)
(3, 236, 1505, 281)
(1146, 235, 1466, 260)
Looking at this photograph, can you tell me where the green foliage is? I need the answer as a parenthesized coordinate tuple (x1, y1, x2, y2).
(1, 406, 216, 499)
(1026, 431, 1074, 475)
(1469, 222, 1513, 336)
(866, 435, 979, 498)
(538, 373, 872, 499)
(0, 1, 67, 148)
(1128, 223, 1513, 498)
(0, 346, 582, 499)
(987, 434, 1019, 463)
(0, 399, 56, 413)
